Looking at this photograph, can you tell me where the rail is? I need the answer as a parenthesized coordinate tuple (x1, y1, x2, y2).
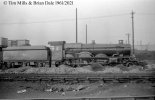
(0, 72, 154, 83)
(30, 95, 155, 100)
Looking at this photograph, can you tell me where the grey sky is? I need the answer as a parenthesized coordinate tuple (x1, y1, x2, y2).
(0, 0, 155, 45)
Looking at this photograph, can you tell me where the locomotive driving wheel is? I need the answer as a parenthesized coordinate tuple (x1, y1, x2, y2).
(126, 62, 134, 67)
(64, 59, 72, 66)
(55, 61, 61, 67)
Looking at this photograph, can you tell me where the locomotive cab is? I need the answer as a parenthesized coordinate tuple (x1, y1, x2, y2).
(48, 41, 65, 67)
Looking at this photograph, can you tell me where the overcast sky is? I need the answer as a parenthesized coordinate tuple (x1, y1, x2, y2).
(0, 0, 155, 45)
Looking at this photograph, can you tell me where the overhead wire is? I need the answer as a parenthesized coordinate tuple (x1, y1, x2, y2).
(78, 13, 129, 20)
(0, 18, 75, 25)
(136, 13, 155, 16)
(0, 13, 129, 25)
(0, 12, 154, 25)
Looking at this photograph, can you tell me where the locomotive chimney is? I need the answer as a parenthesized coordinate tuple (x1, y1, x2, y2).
(118, 40, 124, 45)
(92, 40, 96, 44)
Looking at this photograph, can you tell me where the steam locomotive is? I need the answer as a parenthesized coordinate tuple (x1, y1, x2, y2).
(0, 40, 142, 69)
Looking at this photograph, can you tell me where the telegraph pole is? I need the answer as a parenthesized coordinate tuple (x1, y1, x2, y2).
(86, 24, 87, 44)
(131, 11, 135, 55)
(126, 33, 130, 44)
(76, 8, 78, 43)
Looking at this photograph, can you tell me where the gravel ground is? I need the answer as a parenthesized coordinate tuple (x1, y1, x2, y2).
(0, 61, 155, 99)
(0, 81, 154, 99)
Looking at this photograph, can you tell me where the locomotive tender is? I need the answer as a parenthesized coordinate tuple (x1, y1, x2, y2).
(0, 40, 140, 69)
(2, 46, 51, 68)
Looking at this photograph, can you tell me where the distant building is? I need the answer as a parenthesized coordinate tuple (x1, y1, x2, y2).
(8, 39, 31, 47)
(0, 37, 8, 48)
(135, 44, 155, 51)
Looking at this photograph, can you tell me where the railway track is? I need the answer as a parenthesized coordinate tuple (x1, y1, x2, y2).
(0, 72, 155, 83)
(59, 95, 155, 100)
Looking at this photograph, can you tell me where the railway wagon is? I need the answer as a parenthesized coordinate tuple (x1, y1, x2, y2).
(2, 46, 51, 68)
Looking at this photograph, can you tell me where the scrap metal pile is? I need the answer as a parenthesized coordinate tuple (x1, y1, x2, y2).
(0, 63, 155, 74)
